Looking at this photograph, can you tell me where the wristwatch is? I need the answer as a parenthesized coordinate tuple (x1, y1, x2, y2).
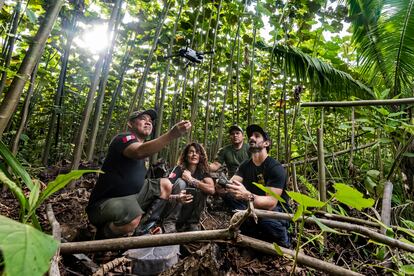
(247, 193, 255, 202)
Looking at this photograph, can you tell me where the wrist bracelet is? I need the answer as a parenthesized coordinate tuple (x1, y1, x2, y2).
(247, 193, 255, 202)
(191, 179, 199, 188)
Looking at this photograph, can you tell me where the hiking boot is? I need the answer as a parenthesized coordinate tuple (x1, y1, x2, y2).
(134, 198, 167, 236)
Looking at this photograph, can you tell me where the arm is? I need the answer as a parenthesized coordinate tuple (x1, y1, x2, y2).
(182, 170, 215, 195)
(124, 120, 191, 159)
(209, 161, 222, 172)
(227, 175, 280, 210)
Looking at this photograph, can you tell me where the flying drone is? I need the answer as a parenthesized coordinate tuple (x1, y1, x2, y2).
(164, 40, 214, 67)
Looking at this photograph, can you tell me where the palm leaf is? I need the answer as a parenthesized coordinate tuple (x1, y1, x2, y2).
(258, 43, 373, 100)
(348, 0, 414, 97)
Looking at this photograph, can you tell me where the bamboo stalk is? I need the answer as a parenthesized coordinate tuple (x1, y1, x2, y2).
(301, 97, 414, 107)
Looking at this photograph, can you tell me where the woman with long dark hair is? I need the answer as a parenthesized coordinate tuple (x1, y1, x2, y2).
(163, 142, 215, 232)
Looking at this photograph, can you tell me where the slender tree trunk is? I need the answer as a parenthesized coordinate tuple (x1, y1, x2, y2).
(86, 0, 122, 162)
(99, 35, 134, 155)
(42, 12, 78, 165)
(247, 1, 258, 125)
(127, 0, 171, 117)
(264, 39, 277, 128)
(203, 0, 222, 147)
(11, 60, 39, 155)
(216, 16, 242, 151)
(0, 0, 64, 137)
(152, 0, 184, 163)
(235, 29, 241, 125)
(317, 110, 326, 203)
(0, 0, 21, 96)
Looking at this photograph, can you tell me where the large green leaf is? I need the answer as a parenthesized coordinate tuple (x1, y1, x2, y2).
(0, 140, 34, 190)
(37, 170, 100, 208)
(0, 215, 58, 276)
(333, 183, 375, 210)
(0, 170, 27, 211)
(287, 191, 325, 208)
(253, 182, 285, 203)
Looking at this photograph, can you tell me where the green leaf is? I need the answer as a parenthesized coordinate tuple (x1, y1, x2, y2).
(25, 9, 37, 24)
(273, 242, 283, 256)
(403, 152, 414, 157)
(0, 215, 59, 276)
(253, 182, 285, 203)
(292, 205, 305, 222)
(333, 183, 375, 211)
(311, 216, 343, 234)
(28, 180, 41, 214)
(401, 265, 414, 274)
(287, 191, 324, 208)
(0, 170, 27, 211)
(37, 170, 100, 208)
(0, 140, 34, 190)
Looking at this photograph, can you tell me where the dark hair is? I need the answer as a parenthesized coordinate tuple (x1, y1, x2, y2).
(177, 142, 209, 175)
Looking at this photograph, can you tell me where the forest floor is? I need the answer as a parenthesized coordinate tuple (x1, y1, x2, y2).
(0, 162, 382, 275)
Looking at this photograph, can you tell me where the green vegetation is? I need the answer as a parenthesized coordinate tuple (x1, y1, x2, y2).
(0, 0, 414, 274)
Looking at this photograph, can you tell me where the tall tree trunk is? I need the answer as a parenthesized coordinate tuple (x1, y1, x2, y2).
(0, 0, 21, 96)
(98, 36, 134, 156)
(127, 0, 171, 117)
(42, 11, 78, 166)
(0, 0, 64, 137)
(203, 0, 223, 147)
(152, 0, 184, 163)
(247, 1, 258, 125)
(11, 60, 40, 155)
(86, 0, 122, 162)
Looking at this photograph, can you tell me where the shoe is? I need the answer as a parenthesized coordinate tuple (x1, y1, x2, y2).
(134, 198, 167, 236)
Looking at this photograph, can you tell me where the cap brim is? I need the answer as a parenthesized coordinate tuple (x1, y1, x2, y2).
(229, 126, 243, 133)
(246, 124, 265, 138)
(143, 109, 157, 121)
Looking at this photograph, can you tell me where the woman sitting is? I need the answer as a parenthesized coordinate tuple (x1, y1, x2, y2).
(163, 142, 215, 232)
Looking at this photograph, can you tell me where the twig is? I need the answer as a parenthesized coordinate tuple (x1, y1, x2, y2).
(47, 204, 61, 276)
(237, 235, 363, 276)
(251, 210, 414, 253)
(92, 256, 129, 276)
(283, 142, 377, 167)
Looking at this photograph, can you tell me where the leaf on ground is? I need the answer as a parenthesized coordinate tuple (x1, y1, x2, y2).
(333, 183, 374, 210)
(401, 265, 414, 274)
(0, 215, 58, 276)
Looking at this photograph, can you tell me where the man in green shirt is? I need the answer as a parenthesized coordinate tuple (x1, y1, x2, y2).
(209, 125, 250, 177)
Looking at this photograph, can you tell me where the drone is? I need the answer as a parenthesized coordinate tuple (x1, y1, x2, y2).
(164, 40, 214, 67)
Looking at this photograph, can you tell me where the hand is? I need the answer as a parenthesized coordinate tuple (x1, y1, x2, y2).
(182, 170, 193, 183)
(226, 179, 250, 201)
(169, 120, 192, 139)
(178, 190, 193, 204)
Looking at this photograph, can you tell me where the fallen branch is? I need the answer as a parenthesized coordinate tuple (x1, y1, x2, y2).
(46, 204, 61, 276)
(92, 256, 129, 276)
(252, 210, 414, 253)
(60, 229, 233, 254)
(237, 235, 363, 276)
(59, 225, 362, 275)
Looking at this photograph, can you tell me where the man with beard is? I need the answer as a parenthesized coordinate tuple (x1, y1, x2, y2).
(224, 124, 291, 247)
(209, 125, 250, 177)
(86, 109, 192, 239)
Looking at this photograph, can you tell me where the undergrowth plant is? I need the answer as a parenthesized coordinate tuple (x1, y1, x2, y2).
(0, 140, 100, 276)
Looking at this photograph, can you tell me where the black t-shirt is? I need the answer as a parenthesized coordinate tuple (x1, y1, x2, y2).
(88, 132, 147, 206)
(168, 165, 209, 183)
(235, 156, 289, 206)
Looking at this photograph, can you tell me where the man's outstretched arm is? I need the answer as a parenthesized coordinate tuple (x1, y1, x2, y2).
(124, 120, 191, 159)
